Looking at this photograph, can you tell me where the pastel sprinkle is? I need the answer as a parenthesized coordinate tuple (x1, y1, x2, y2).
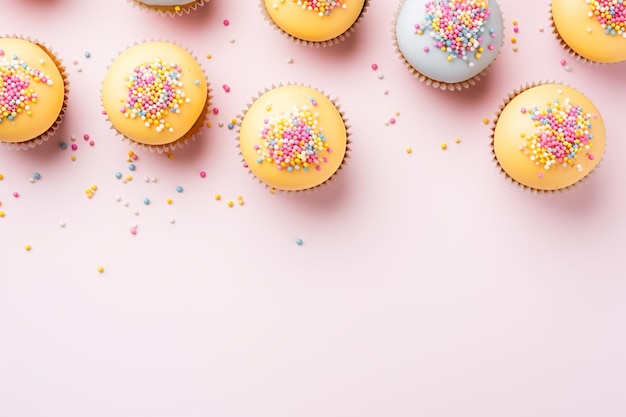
(421, 0, 492, 65)
(223, 19, 230, 26)
(24, 244, 31, 251)
(115, 172, 122, 179)
(227, 200, 234, 207)
(371, 63, 378, 70)
(254, 105, 331, 173)
(296, 238, 303, 246)
(200, 171, 206, 178)
(176, 186, 183, 193)
(33, 172, 41, 180)
(121, 58, 188, 134)
(222, 84, 231, 92)
(214, 193, 221, 200)
(143, 198, 150, 205)
(406, 147, 413, 154)
(520, 98, 595, 170)
(294, 0, 346, 16)
(85, 51, 91, 58)
(97, 266, 104, 273)
(441, 143, 448, 150)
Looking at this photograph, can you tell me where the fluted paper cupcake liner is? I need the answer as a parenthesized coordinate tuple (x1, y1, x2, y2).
(259, 0, 370, 48)
(100, 39, 211, 154)
(392, 0, 504, 91)
(0, 35, 69, 151)
(489, 80, 605, 195)
(128, 0, 207, 17)
(236, 82, 351, 194)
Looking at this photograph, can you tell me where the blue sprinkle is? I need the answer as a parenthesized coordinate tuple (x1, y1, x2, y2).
(60, 142, 67, 150)
(228, 123, 235, 130)
(296, 238, 303, 246)
(84, 51, 91, 58)
(143, 198, 150, 205)
(115, 172, 122, 179)
(176, 186, 183, 193)
(33, 172, 41, 180)
(128, 164, 136, 171)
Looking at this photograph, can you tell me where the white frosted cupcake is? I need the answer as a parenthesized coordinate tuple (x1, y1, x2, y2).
(393, 0, 504, 90)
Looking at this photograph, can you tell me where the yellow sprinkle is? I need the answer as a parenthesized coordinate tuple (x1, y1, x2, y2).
(167, 153, 174, 159)
(166, 198, 173, 204)
(0, 211, 4, 218)
(483, 118, 490, 125)
(0, 173, 3, 180)
(454, 137, 461, 144)
(270, 188, 276, 194)
(231, 118, 237, 124)
(394, 111, 400, 116)
(406, 147, 412, 154)
(206, 53, 212, 59)
(238, 200, 244, 206)
(91, 185, 98, 191)
(71, 155, 77, 161)
(128, 150, 134, 156)
(97, 266, 104, 273)
(512, 19, 518, 25)
(206, 121, 212, 128)
(237, 195, 243, 200)
(441, 143, 448, 150)
(25, 244, 31, 251)
(511, 37, 517, 43)
(174, 5, 181, 11)
(214, 193, 221, 201)
(227, 201, 234, 207)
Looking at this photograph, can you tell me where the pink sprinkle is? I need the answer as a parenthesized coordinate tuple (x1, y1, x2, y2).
(83, 133, 90, 140)
(223, 19, 230, 26)
(222, 84, 231, 92)
(423, 46, 429, 52)
(13, 192, 19, 198)
(520, 107, 527, 114)
(513, 27, 519, 33)
(488, 45, 495, 50)
(199, 171, 206, 178)
(371, 63, 378, 70)
(389, 118, 396, 124)
(538, 173, 543, 178)
(71, 144, 78, 151)
(212, 107, 219, 115)
(243, 162, 248, 168)
(89, 140, 95, 146)
(130, 227, 137, 235)
(589, 154, 595, 160)
(560, 59, 567, 66)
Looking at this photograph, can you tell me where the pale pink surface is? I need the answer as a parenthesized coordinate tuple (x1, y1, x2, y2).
(1, 0, 625, 416)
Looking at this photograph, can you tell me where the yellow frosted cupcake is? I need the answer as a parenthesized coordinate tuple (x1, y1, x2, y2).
(491, 83, 606, 192)
(129, 0, 208, 16)
(0, 36, 69, 150)
(261, 0, 369, 46)
(238, 84, 349, 191)
(101, 41, 210, 153)
(551, 0, 626, 63)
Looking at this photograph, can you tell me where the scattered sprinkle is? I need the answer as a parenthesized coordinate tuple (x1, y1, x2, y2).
(214, 193, 221, 201)
(176, 186, 183, 193)
(143, 198, 150, 205)
(406, 147, 413, 154)
(296, 238, 303, 246)
(227, 200, 234, 207)
(441, 143, 448, 150)
(25, 244, 31, 251)
(97, 266, 104, 273)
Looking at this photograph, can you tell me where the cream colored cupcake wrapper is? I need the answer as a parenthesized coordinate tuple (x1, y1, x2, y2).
(1, 35, 70, 151)
(259, 0, 370, 48)
(128, 0, 207, 17)
(100, 38, 212, 154)
(236, 82, 351, 194)
(489, 80, 604, 195)
(391, 0, 504, 91)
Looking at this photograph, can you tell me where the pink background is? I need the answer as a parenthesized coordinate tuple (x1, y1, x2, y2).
(1, 0, 625, 416)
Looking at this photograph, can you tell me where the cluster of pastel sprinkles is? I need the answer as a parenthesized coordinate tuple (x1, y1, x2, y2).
(0, 50, 53, 124)
(588, 0, 626, 37)
(121, 58, 189, 133)
(520, 97, 595, 172)
(294, 0, 346, 16)
(417, 0, 492, 65)
(254, 99, 331, 172)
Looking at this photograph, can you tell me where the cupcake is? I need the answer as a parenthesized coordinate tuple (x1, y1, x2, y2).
(394, 0, 504, 91)
(491, 83, 606, 193)
(101, 41, 210, 153)
(551, 0, 626, 64)
(238, 84, 349, 192)
(0, 36, 69, 150)
(129, 0, 207, 16)
(261, 0, 369, 47)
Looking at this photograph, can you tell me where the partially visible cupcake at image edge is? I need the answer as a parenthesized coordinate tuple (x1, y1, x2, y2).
(551, 0, 626, 64)
(128, 0, 208, 16)
(260, 0, 370, 47)
(393, 0, 504, 91)
(101, 40, 211, 153)
(0, 36, 69, 150)
(491, 82, 606, 193)
(238, 84, 350, 192)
